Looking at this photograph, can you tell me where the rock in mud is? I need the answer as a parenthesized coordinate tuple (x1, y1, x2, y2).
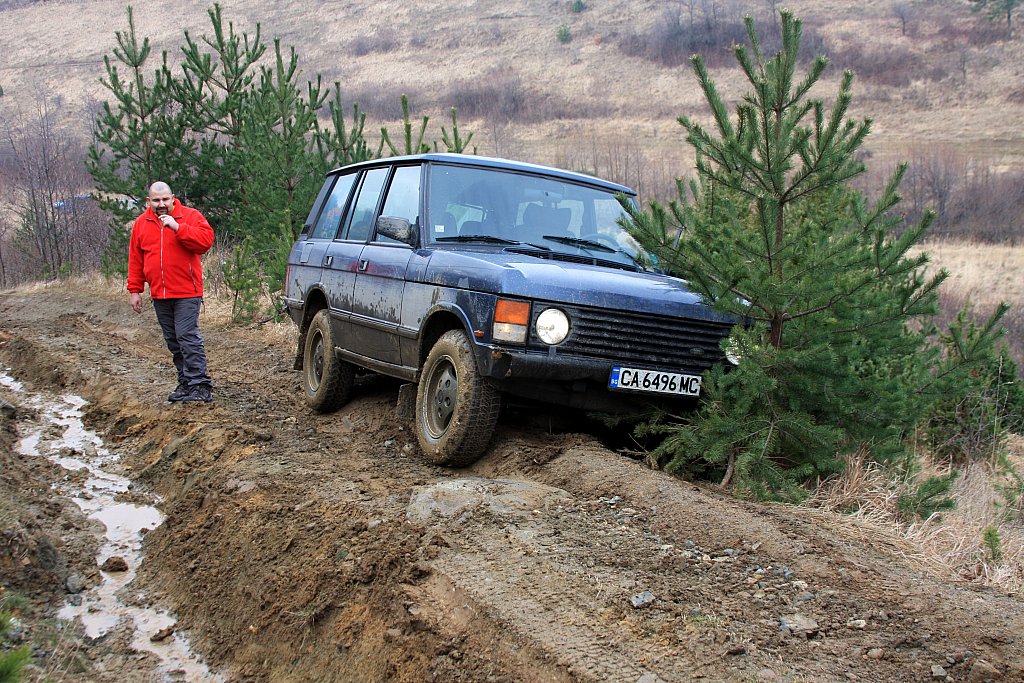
(100, 556, 129, 572)
(65, 573, 86, 594)
(967, 658, 1002, 681)
(630, 591, 656, 609)
(406, 478, 571, 522)
(150, 625, 175, 642)
(780, 613, 819, 638)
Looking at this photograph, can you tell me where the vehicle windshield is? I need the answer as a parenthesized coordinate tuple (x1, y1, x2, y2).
(427, 164, 647, 268)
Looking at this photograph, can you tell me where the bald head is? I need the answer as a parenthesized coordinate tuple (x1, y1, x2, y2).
(148, 182, 175, 216)
(149, 181, 172, 196)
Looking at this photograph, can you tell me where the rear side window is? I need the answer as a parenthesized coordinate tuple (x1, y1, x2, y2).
(309, 172, 357, 240)
(342, 168, 389, 242)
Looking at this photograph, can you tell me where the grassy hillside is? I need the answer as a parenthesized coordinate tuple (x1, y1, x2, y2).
(1, 0, 1022, 183)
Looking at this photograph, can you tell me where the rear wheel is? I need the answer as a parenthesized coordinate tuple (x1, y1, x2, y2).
(303, 310, 354, 413)
(416, 330, 501, 467)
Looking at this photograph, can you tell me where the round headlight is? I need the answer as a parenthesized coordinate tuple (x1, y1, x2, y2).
(536, 308, 570, 345)
(724, 338, 742, 366)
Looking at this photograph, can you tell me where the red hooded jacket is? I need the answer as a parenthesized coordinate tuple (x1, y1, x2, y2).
(127, 200, 214, 299)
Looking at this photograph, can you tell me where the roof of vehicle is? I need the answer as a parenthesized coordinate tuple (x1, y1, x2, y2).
(327, 153, 637, 196)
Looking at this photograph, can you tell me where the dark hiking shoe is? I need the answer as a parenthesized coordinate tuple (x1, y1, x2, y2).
(180, 385, 213, 403)
(167, 383, 190, 402)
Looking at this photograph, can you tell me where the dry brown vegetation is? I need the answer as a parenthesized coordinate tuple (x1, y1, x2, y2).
(1, 0, 1023, 176)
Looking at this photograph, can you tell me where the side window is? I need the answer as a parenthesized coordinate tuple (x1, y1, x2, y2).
(302, 178, 335, 236)
(375, 165, 421, 244)
(309, 172, 357, 240)
(342, 167, 389, 242)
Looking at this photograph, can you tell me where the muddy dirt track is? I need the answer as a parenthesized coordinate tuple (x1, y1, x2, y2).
(1, 283, 1023, 683)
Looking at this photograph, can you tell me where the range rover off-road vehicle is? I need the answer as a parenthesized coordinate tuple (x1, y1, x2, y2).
(284, 153, 735, 466)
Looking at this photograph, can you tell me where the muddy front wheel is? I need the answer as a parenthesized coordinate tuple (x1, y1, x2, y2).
(416, 330, 501, 467)
(303, 309, 354, 413)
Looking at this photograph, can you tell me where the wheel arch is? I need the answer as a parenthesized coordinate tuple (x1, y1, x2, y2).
(293, 286, 330, 371)
(417, 307, 471, 370)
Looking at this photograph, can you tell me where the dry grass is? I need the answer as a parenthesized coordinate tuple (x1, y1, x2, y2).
(807, 438, 1024, 595)
(922, 242, 1024, 307)
(918, 241, 1024, 364)
(804, 241, 1024, 592)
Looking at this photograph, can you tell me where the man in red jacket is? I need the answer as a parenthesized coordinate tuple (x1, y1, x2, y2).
(128, 181, 216, 402)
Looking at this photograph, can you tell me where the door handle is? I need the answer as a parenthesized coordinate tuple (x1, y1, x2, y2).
(358, 259, 369, 272)
(324, 255, 333, 267)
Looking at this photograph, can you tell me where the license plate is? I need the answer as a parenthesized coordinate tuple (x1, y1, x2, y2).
(609, 366, 702, 397)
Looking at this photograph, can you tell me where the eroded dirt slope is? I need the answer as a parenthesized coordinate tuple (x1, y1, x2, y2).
(1, 284, 1022, 683)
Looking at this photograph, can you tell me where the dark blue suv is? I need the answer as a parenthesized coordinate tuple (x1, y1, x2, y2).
(284, 154, 735, 466)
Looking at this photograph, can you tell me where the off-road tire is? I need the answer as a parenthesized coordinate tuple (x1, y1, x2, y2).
(416, 330, 501, 467)
(303, 309, 354, 413)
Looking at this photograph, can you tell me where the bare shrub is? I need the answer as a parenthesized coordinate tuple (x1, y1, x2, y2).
(553, 134, 687, 205)
(0, 96, 108, 285)
(893, 2, 915, 37)
(617, 4, 825, 69)
(444, 65, 526, 121)
(878, 145, 1024, 245)
(827, 42, 945, 87)
(617, 5, 748, 68)
(350, 29, 400, 57)
(334, 84, 424, 121)
(941, 169, 1024, 244)
(441, 65, 608, 123)
(933, 13, 1007, 48)
(903, 145, 972, 220)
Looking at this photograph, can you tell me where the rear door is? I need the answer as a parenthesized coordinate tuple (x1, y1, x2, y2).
(287, 178, 338, 306)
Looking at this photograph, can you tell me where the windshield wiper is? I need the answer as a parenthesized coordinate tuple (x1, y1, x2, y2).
(435, 234, 520, 245)
(540, 235, 651, 270)
(540, 235, 617, 253)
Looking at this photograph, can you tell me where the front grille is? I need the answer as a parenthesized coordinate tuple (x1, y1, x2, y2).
(535, 305, 733, 372)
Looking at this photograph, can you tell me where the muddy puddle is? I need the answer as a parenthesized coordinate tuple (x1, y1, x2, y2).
(1, 371, 221, 682)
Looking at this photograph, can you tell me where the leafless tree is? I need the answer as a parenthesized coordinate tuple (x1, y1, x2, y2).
(0, 95, 106, 281)
(893, 2, 915, 36)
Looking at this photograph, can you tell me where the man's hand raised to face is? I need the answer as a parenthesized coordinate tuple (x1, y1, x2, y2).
(159, 214, 179, 232)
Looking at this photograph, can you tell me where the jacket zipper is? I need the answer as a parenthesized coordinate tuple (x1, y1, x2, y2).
(158, 216, 166, 298)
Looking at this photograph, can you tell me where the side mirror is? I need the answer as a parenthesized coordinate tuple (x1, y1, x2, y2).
(375, 216, 416, 245)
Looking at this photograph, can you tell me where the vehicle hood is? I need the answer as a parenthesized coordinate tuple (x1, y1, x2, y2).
(420, 249, 731, 322)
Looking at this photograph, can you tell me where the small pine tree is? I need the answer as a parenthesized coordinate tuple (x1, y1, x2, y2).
(379, 95, 432, 156)
(925, 304, 1024, 463)
(440, 107, 476, 154)
(897, 472, 958, 520)
(237, 39, 328, 244)
(624, 12, 1010, 496)
(982, 525, 1003, 562)
(87, 6, 188, 277)
(222, 239, 263, 321)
